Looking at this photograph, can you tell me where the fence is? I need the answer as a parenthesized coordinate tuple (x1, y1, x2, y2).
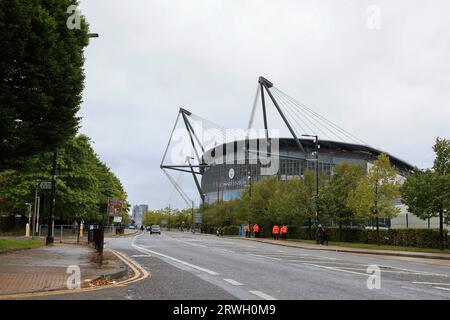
(36, 224, 117, 244)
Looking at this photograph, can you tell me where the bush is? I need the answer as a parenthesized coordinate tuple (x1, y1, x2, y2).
(290, 227, 448, 249)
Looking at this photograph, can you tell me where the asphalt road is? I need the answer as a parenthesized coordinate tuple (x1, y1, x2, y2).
(38, 231, 450, 300)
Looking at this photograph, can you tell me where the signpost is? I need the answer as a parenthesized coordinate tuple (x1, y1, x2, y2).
(39, 181, 52, 190)
(193, 211, 202, 233)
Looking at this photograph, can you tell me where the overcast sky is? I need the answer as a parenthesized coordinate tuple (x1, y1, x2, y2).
(78, 0, 450, 210)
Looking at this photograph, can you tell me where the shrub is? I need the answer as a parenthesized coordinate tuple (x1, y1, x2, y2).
(290, 227, 448, 249)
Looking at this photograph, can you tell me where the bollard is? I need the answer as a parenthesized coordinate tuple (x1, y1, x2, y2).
(25, 223, 30, 237)
(80, 225, 83, 238)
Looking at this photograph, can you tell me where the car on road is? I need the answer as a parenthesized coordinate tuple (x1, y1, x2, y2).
(150, 225, 161, 235)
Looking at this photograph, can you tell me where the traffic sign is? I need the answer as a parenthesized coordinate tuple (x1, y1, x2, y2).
(107, 198, 123, 216)
(39, 181, 52, 190)
(194, 212, 202, 224)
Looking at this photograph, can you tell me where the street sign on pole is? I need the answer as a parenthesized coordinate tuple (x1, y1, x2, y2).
(107, 198, 123, 217)
(194, 212, 202, 224)
(39, 181, 52, 190)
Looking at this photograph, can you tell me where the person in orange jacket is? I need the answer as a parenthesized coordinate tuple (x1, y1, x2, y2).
(272, 225, 280, 240)
(253, 223, 260, 238)
(280, 225, 288, 240)
(244, 224, 250, 238)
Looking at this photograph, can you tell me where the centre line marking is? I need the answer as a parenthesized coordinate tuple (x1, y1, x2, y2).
(132, 234, 219, 276)
(249, 290, 277, 300)
(302, 263, 367, 276)
(412, 281, 450, 286)
(433, 286, 450, 292)
(223, 278, 243, 286)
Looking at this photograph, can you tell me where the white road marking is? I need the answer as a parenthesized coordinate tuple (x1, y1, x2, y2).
(132, 234, 219, 276)
(433, 286, 450, 292)
(412, 281, 450, 286)
(302, 263, 367, 276)
(130, 254, 151, 258)
(378, 265, 448, 277)
(249, 290, 277, 300)
(223, 278, 243, 286)
(248, 253, 281, 261)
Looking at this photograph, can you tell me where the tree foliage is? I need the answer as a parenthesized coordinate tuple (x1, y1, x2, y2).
(0, 0, 89, 169)
(0, 135, 128, 223)
(401, 137, 450, 249)
(348, 153, 401, 220)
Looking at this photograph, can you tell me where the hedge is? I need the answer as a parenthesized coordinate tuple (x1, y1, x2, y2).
(287, 226, 449, 249)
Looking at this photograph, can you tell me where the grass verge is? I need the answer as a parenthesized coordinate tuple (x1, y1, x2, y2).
(286, 239, 450, 254)
(0, 238, 44, 254)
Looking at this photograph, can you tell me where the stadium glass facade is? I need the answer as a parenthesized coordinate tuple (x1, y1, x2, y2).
(201, 138, 414, 204)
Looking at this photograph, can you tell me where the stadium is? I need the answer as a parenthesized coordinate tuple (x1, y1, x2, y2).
(200, 138, 414, 204)
(161, 76, 430, 229)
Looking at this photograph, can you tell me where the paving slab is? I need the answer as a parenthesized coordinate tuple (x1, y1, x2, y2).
(0, 244, 127, 295)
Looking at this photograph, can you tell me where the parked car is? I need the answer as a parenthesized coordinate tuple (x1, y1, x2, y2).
(128, 225, 136, 230)
(150, 225, 161, 235)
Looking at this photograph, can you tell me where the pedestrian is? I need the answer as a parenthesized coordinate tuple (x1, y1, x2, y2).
(244, 224, 250, 238)
(140, 225, 144, 232)
(323, 226, 329, 246)
(272, 225, 280, 240)
(316, 224, 324, 245)
(253, 224, 260, 238)
(280, 225, 288, 240)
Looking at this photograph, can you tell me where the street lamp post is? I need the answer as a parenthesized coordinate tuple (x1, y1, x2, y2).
(302, 135, 320, 232)
(46, 150, 57, 245)
(45, 33, 99, 246)
(247, 172, 252, 238)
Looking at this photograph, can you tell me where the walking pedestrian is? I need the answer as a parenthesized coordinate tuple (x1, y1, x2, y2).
(244, 224, 250, 238)
(253, 224, 260, 238)
(272, 225, 280, 240)
(316, 224, 324, 245)
(323, 226, 329, 246)
(280, 225, 288, 240)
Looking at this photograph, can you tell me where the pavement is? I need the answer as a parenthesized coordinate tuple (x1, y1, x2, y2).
(27, 231, 450, 300)
(242, 237, 450, 260)
(0, 243, 128, 296)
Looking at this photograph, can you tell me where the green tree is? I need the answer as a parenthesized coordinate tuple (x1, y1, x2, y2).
(0, 135, 128, 224)
(320, 162, 366, 240)
(0, 0, 89, 168)
(401, 138, 450, 250)
(348, 153, 401, 245)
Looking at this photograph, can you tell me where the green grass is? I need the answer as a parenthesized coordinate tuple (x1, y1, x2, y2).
(0, 238, 44, 253)
(286, 239, 450, 254)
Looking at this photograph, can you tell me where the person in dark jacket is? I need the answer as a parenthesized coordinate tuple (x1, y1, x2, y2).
(316, 224, 324, 245)
(323, 226, 329, 246)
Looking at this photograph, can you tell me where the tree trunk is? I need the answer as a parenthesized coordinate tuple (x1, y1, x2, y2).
(376, 216, 380, 246)
(308, 217, 312, 240)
